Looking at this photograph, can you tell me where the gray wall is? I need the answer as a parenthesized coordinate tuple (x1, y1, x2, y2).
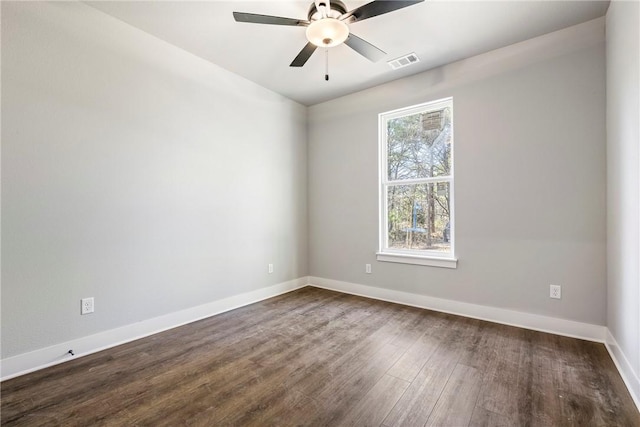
(308, 18, 607, 325)
(1, 2, 308, 358)
(606, 0, 640, 388)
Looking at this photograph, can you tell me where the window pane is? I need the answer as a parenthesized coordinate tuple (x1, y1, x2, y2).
(387, 107, 452, 181)
(387, 182, 451, 252)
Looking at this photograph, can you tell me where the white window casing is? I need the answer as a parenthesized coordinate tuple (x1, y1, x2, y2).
(378, 97, 457, 268)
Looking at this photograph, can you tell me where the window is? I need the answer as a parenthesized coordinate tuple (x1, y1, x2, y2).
(378, 98, 456, 268)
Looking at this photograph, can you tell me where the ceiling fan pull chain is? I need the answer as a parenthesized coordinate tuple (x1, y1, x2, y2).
(325, 48, 329, 81)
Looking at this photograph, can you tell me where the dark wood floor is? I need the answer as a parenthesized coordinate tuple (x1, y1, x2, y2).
(2, 287, 638, 426)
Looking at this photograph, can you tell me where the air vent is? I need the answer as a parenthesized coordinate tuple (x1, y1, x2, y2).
(387, 53, 420, 70)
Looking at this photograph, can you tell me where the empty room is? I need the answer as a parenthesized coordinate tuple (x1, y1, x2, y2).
(1, 0, 639, 425)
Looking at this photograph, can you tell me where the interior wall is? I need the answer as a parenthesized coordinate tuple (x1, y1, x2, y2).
(1, 2, 308, 358)
(308, 18, 607, 325)
(606, 0, 640, 396)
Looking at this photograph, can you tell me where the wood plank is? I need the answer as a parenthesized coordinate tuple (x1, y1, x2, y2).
(468, 406, 513, 427)
(382, 316, 480, 427)
(338, 374, 410, 427)
(425, 363, 483, 426)
(305, 342, 406, 425)
(386, 332, 440, 382)
(530, 331, 573, 426)
(292, 302, 416, 400)
(577, 341, 640, 426)
(544, 333, 640, 426)
(474, 324, 531, 425)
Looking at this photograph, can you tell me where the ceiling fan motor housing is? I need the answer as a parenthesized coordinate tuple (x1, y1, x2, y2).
(307, 0, 347, 20)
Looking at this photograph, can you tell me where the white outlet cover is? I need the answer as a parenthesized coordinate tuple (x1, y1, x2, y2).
(81, 297, 94, 315)
(550, 285, 561, 299)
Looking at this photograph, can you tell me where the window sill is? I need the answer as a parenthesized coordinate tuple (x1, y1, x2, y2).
(376, 252, 458, 269)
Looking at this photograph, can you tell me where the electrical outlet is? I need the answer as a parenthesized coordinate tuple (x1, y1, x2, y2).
(81, 297, 94, 315)
(268, 264, 274, 274)
(550, 285, 561, 299)
(365, 264, 372, 274)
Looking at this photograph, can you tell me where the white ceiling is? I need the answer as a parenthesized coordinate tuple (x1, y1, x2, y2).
(88, 1, 609, 106)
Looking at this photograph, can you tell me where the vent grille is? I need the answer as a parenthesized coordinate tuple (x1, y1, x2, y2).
(387, 53, 420, 70)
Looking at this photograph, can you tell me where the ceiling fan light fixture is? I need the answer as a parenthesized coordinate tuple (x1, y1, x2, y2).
(305, 18, 349, 47)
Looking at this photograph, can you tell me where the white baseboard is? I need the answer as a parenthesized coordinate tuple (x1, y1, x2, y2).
(1, 277, 309, 381)
(308, 276, 607, 343)
(605, 329, 640, 412)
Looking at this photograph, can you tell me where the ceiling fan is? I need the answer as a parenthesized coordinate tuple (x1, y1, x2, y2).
(233, 0, 424, 73)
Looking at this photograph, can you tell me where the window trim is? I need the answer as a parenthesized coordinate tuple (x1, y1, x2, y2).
(378, 97, 457, 268)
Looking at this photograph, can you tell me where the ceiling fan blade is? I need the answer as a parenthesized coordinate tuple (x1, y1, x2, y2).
(233, 12, 309, 26)
(341, 0, 424, 23)
(344, 33, 386, 62)
(290, 42, 318, 67)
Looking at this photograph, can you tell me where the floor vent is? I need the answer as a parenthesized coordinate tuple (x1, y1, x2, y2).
(388, 53, 420, 70)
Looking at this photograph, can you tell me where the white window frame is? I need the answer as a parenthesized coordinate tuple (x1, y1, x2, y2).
(377, 97, 457, 269)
